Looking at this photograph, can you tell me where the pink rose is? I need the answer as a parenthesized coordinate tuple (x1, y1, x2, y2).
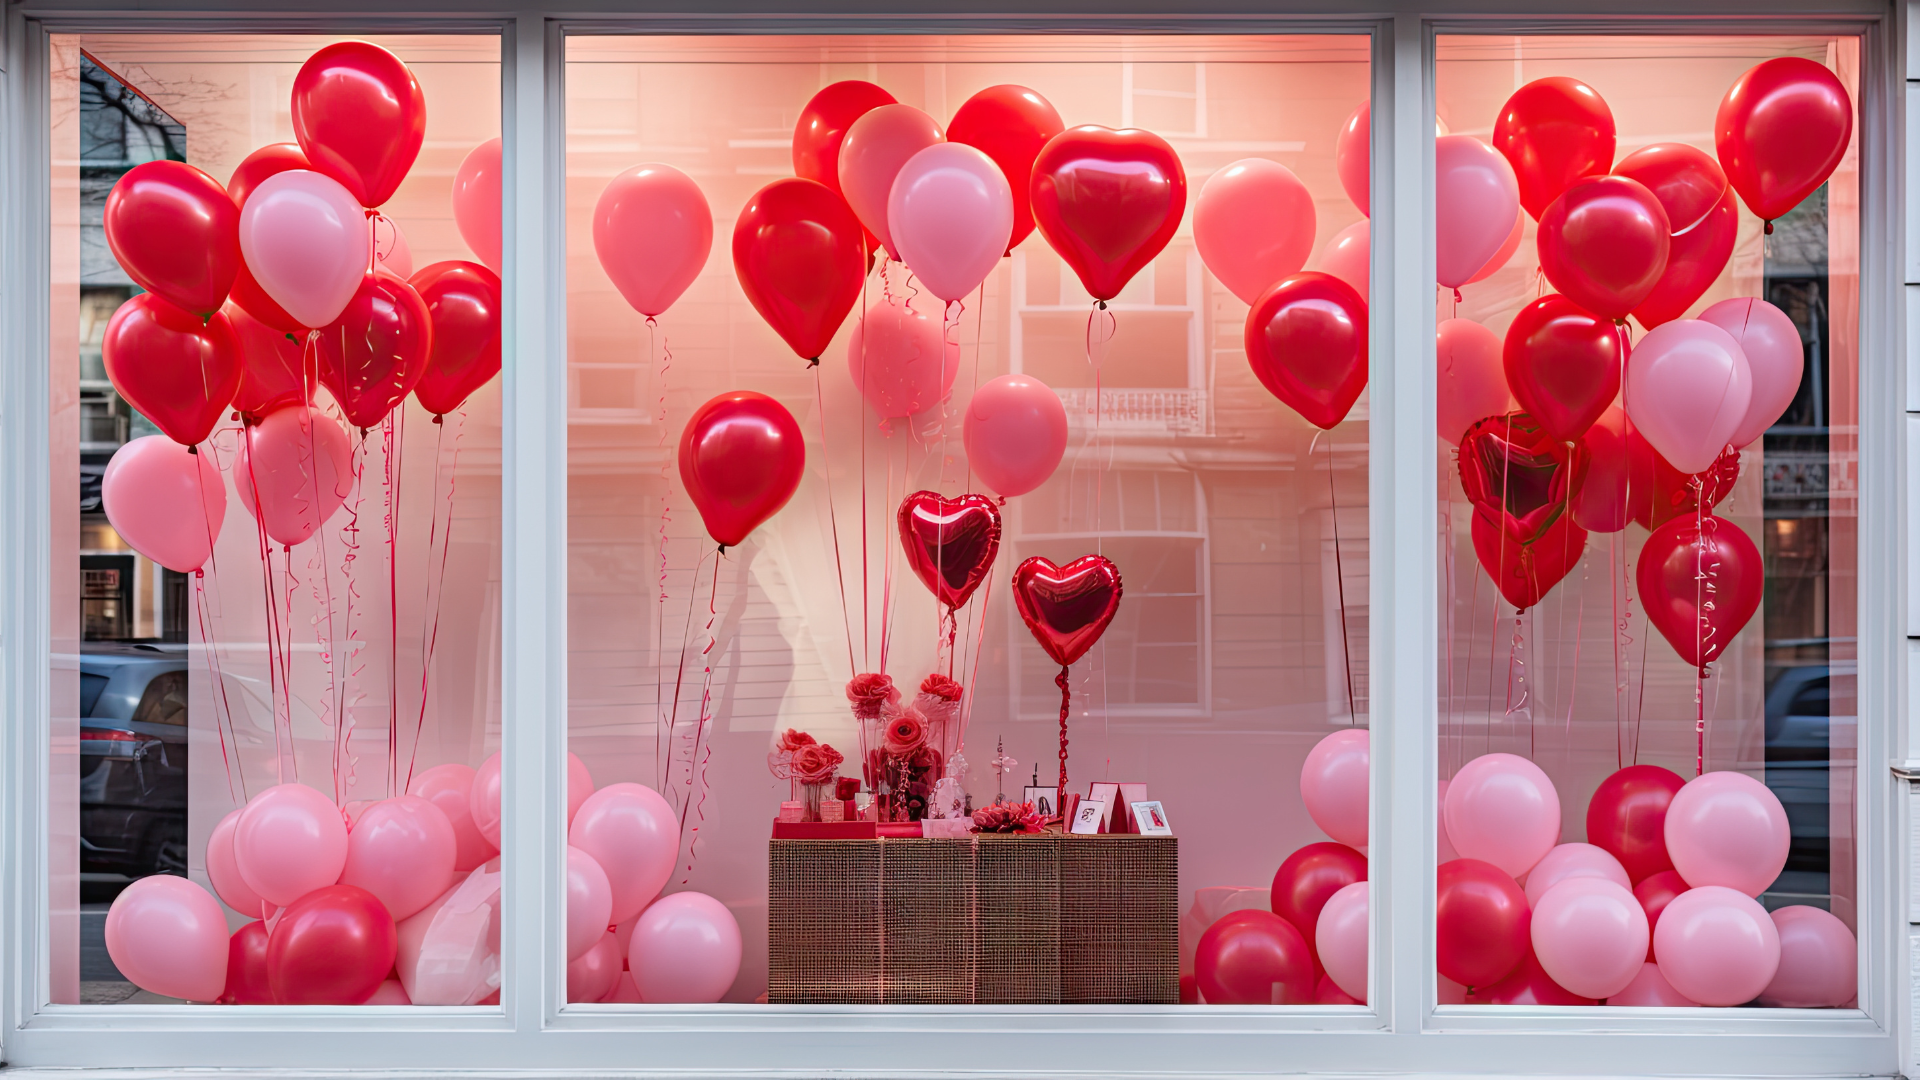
(794, 742, 843, 785)
(884, 709, 928, 756)
(776, 728, 817, 754)
(920, 674, 964, 702)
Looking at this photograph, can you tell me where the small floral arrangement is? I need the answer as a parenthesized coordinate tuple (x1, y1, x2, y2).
(845, 673, 900, 720)
(768, 728, 843, 786)
(971, 800, 1046, 835)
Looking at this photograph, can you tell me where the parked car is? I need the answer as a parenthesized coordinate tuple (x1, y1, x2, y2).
(1763, 660, 1852, 899)
(78, 643, 189, 878)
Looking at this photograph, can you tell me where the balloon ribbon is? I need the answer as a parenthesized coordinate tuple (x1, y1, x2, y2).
(1055, 664, 1071, 819)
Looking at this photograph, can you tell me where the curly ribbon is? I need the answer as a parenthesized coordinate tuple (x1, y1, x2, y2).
(383, 409, 405, 797)
(676, 552, 724, 881)
(405, 408, 465, 793)
(190, 443, 244, 803)
(239, 425, 290, 784)
(1055, 664, 1072, 818)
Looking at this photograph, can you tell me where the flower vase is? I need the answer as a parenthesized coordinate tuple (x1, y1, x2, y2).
(801, 782, 828, 823)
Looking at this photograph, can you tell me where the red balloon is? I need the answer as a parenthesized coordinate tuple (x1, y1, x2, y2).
(732, 178, 867, 362)
(897, 490, 1003, 611)
(1633, 870, 1688, 962)
(227, 301, 312, 418)
(1270, 842, 1367, 952)
(1630, 433, 1739, 531)
(1586, 764, 1687, 883)
(291, 41, 426, 209)
(314, 269, 434, 431)
(792, 81, 897, 198)
(266, 884, 396, 1005)
(1613, 143, 1727, 233)
(1492, 77, 1617, 221)
(103, 160, 241, 317)
(1456, 412, 1588, 546)
(1194, 909, 1316, 1005)
(227, 142, 312, 210)
(1571, 407, 1635, 534)
(1536, 176, 1670, 320)
(1715, 57, 1853, 225)
(1471, 508, 1586, 612)
(1630, 190, 1736, 330)
(679, 391, 806, 549)
(1502, 294, 1624, 444)
(222, 920, 273, 1004)
(1029, 125, 1187, 301)
(1473, 949, 1596, 1005)
(1437, 858, 1530, 988)
(230, 261, 307, 334)
(1011, 554, 1123, 668)
(409, 260, 501, 417)
(1243, 271, 1369, 430)
(102, 294, 242, 447)
(947, 85, 1066, 255)
(1636, 513, 1763, 672)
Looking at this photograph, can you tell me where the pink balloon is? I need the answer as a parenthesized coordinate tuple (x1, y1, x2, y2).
(888, 143, 1013, 304)
(1608, 960, 1698, 1005)
(1530, 877, 1648, 999)
(469, 752, 504, 848)
(452, 137, 502, 274)
(233, 404, 353, 547)
(569, 783, 679, 923)
(341, 795, 458, 922)
(1436, 780, 1460, 862)
(1653, 885, 1780, 1006)
(1435, 136, 1522, 290)
(238, 169, 369, 329)
(1314, 880, 1369, 1003)
(102, 435, 225, 573)
(847, 293, 960, 418)
(568, 929, 623, 1003)
(1623, 318, 1753, 475)
(1664, 771, 1790, 896)
(1699, 297, 1804, 448)
(1443, 753, 1561, 878)
(629, 891, 742, 1003)
(206, 806, 270, 920)
(962, 373, 1068, 499)
(838, 104, 944, 259)
(1315, 220, 1369, 305)
(1436, 318, 1509, 445)
(567, 752, 596, 825)
(1194, 158, 1316, 306)
(1571, 406, 1633, 533)
(104, 875, 229, 1001)
(601, 970, 643, 1003)
(234, 782, 349, 907)
(1758, 905, 1857, 1007)
(1465, 209, 1525, 286)
(1523, 842, 1630, 906)
(408, 763, 494, 871)
(1300, 729, 1368, 848)
(593, 163, 712, 318)
(358, 978, 409, 1005)
(395, 860, 502, 1005)
(567, 846, 615, 961)
(1336, 103, 1369, 216)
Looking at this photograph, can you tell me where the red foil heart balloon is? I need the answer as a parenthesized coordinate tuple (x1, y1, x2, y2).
(1471, 508, 1587, 611)
(1456, 412, 1589, 546)
(1011, 555, 1123, 667)
(1636, 513, 1762, 672)
(102, 293, 243, 447)
(314, 269, 434, 430)
(1244, 271, 1369, 430)
(1029, 126, 1186, 301)
(897, 491, 1003, 610)
(1502, 294, 1625, 444)
(409, 260, 502, 417)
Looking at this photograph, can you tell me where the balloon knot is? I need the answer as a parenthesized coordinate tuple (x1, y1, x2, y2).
(1763, 220, 1774, 236)
(807, 357, 820, 369)
(432, 413, 444, 425)
(716, 543, 728, 556)
(186, 444, 198, 455)
(194, 568, 204, 579)
(1096, 300, 1107, 311)
(1453, 288, 1463, 304)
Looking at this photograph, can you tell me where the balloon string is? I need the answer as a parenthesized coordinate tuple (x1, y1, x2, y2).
(1055, 664, 1071, 819)
(384, 410, 404, 797)
(663, 547, 710, 804)
(406, 409, 464, 793)
(193, 572, 241, 805)
(878, 439, 897, 675)
(281, 543, 301, 777)
(337, 435, 369, 796)
(647, 317, 674, 770)
(679, 554, 722, 879)
(860, 269, 873, 669)
(959, 574, 994, 756)
(1323, 431, 1358, 723)
(293, 403, 344, 802)
(966, 280, 985, 495)
(242, 427, 289, 784)
(811, 361, 858, 679)
(1563, 529, 1586, 758)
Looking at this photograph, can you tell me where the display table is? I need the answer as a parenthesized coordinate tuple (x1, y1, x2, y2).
(768, 834, 1177, 1004)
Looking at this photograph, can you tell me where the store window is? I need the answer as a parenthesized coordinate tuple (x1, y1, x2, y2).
(50, 33, 505, 1006)
(1431, 35, 1860, 1009)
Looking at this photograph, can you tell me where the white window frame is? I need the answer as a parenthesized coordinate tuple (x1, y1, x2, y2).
(0, 4, 1904, 1075)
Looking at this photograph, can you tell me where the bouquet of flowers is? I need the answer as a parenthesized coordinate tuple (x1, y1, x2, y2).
(768, 728, 844, 817)
(971, 800, 1046, 835)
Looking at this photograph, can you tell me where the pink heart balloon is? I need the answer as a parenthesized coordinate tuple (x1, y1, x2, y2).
(238, 169, 370, 330)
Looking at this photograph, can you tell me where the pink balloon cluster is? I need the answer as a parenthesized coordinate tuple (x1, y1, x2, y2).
(1435, 757, 1852, 1007)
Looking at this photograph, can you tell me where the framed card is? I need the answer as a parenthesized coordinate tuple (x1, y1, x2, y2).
(1070, 800, 1109, 834)
(1023, 785, 1059, 818)
(1130, 800, 1172, 836)
(1087, 782, 1121, 830)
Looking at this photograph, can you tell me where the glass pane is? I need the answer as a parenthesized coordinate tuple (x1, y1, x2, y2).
(563, 33, 1374, 1007)
(1433, 35, 1858, 1009)
(50, 33, 503, 1005)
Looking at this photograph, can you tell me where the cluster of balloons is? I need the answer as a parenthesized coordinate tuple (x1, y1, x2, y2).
(97, 41, 504, 576)
(1438, 756, 1855, 1007)
(105, 754, 742, 1005)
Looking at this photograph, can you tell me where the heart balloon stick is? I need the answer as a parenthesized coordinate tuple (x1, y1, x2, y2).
(1012, 555, 1123, 815)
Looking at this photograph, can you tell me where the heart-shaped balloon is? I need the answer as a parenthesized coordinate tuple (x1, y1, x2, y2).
(1636, 514, 1763, 671)
(897, 491, 1003, 611)
(1029, 126, 1186, 302)
(1502, 294, 1625, 444)
(102, 294, 242, 446)
(227, 301, 312, 418)
(291, 41, 426, 209)
(1471, 508, 1587, 612)
(409, 261, 501, 417)
(679, 391, 806, 549)
(1456, 412, 1589, 546)
(103, 160, 242, 317)
(314, 269, 434, 431)
(1535, 175, 1670, 321)
(1011, 555, 1123, 668)
(1244, 271, 1369, 430)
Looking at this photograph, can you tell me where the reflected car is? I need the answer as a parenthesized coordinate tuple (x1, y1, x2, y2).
(78, 643, 189, 878)
(1764, 661, 1851, 899)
